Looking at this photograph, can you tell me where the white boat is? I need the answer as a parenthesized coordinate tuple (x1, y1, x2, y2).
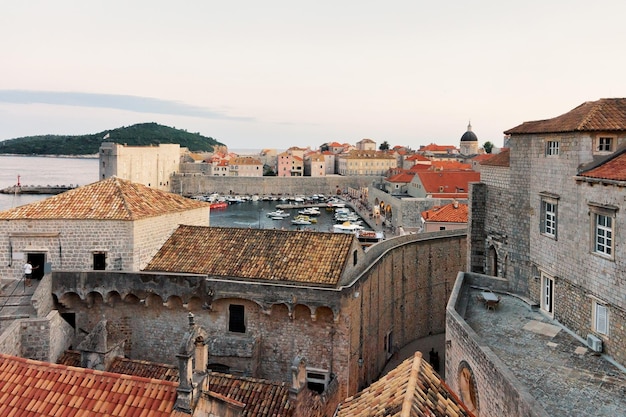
(299, 207, 321, 216)
(267, 209, 290, 218)
(251, 195, 260, 202)
(333, 221, 365, 233)
(357, 230, 385, 247)
(292, 218, 312, 225)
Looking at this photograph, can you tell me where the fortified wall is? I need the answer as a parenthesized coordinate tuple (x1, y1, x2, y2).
(49, 230, 466, 400)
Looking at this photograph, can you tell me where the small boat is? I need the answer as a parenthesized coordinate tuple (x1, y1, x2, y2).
(333, 221, 364, 233)
(292, 218, 312, 225)
(251, 195, 260, 202)
(357, 230, 385, 247)
(271, 215, 286, 220)
(267, 209, 290, 218)
(299, 207, 321, 216)
(210, 201, 228, 209)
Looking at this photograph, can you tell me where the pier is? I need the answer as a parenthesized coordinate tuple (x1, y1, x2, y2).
(0, 185, 77, 195)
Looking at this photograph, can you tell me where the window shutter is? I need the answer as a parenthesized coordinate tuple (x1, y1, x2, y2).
(596, 304, 608, 335)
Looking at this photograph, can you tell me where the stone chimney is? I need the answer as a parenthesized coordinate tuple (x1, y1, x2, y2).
(76, 319, 125, 371)
(175, 313, 209, 413)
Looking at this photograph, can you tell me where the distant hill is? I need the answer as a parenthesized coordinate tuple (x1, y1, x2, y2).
(0, 123, 224, 155)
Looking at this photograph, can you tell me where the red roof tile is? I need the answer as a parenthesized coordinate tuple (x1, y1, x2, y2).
(0, 177, 209, 220)
(415, 171, 480, 196)
(387, 172, 416, 183)
(0, 353, 177, 417)
(505, 98, 626, 135)
(480, 149, 510, 167)
(336, 352, 474, 417)
(421, 203, 468, 223)
(578, 149, 626, 181)
(144, 226, 357, 286)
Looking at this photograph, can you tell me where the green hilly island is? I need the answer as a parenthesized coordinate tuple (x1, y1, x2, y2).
(0, 123, 224, 155)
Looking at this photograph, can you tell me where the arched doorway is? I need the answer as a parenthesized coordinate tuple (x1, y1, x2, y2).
(488, 246, 498, 277)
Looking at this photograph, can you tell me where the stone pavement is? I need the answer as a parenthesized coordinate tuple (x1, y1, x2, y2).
(0, 277, 37, 333)
(465, 288, 626, 416)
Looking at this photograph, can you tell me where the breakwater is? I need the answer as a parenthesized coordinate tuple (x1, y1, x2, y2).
(0, 185, 77, 195)
(170, 174, 379, 197)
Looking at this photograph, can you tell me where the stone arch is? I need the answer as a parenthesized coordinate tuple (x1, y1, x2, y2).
(144, 293, 164, 308)
(186, 296, 204, 311)
(123, 293, 141, 305)
(58, 292, 82, 309)
(105, 291, 122, 307)
(85, 291, 104, 308)
(385, 204, 393, 219)
(164, 295, 184, 309)
(293, 304, 312, 321)
(313, 306, 334, 323)
(270, 303, 290, 319)
(458, 361, 480, 416)
(487, 245, 498, 276)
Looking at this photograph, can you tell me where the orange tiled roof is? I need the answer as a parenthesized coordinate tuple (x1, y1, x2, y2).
(231, 156, 262, 165)
(471, 153, 495, 163)
(480, 148, 510, 167)
(0, 177, 209, 220)
(578, 148, 626, 181)
(420, 143, 457, 152)
(328, 141, 343, 147)
(208, 371, 291, 417)
(505, 98, 626, 135)
(343, 150, 395, 159)
(406, 154, 431, 162)
(421, 203, 468, 223)
(430, 161, 472, 171)
(387, 172, 416, 183)
(335, 352, 473, 417)
(415, 171, 480, 195)
(0, 353, 178, 417)
(144, 226, 356, 286)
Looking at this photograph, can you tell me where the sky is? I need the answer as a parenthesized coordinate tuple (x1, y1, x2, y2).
(1, 1, 625, 151)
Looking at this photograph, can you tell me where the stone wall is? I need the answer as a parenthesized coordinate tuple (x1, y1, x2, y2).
(51, 230, 466, 399)
(170, 174, 376, 197)
(446, 272, 550, 417)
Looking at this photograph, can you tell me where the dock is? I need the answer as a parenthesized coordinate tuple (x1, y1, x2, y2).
(0, 185, 77, 195)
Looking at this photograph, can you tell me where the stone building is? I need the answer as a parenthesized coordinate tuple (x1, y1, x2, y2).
(0, 177, 210, 276)
(337, 150, 396, 176)
(228, 156, 263, 177)
(421, 201, 468, 233)
(459, 122, 479, 156)
(356, 138, 376, 151)
(99, 142, 181, 191)
(461, 99, 626, 413)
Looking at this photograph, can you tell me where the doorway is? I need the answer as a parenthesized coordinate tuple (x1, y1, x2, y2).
(27, 253, 45, 280)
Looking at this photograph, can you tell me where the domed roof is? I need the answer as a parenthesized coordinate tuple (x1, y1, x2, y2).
(460, 122, 478, 142)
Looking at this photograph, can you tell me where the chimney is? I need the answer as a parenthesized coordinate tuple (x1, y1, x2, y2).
(453, 200, 459, 209)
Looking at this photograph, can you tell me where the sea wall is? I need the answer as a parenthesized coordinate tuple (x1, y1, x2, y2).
(170, 174, 378, 197)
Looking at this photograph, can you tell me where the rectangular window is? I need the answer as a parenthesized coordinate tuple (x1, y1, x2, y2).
(546, 141, 559, 156)
(596, 136, 614, 153)
(541, 273, 554, 315)
(539, 194, 559, 239)
(228, 304, 246, 333)
(594, 302, 608, 335)
(306, 368, 330, 393)
(595, 213, 613, 256)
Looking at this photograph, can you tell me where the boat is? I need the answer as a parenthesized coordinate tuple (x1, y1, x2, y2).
(210, 201, 228, 209)
(293, 214, 316, 224)
(251, 195, 260, 202)
(271, 215, 286, 220)
(291, 218, 312, 225)
(267, 209, 290, 218)
(356, 230, 385, 247)
(333, 221, 365, 233)
(299, 207, 321, 216)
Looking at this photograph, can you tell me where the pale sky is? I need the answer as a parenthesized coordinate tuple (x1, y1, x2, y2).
(1, 1, 625, 151)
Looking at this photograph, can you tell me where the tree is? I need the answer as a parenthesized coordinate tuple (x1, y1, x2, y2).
(379, 141, 390, 151)
(483, 141, 494, 154)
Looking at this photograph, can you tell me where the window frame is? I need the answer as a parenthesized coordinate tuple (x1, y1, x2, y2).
(593, 301, 609, 336)
(306, 368, 330, 393)
(539, 192, 559, 239)
(589, 203, 617, 260)
(546, 140, 560, 156)
(540, 272, 554, 317)
(594, 135, 615, 154)
(228, 304, 246, 333)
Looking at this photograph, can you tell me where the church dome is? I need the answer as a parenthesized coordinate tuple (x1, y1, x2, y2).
(460, 122, 478, 142)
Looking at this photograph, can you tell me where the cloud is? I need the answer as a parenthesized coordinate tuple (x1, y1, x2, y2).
(0, 90, 253, 122)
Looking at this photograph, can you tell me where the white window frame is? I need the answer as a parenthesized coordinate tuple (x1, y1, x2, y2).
(539, 193, 559, 239)
(540, 272, 554, 316)
(589, 203, 617, 260)
(595, 135, 615, 154)
(593, 301, 609, 336)
(306, 368, 330, 393)
(546, 140, 560, 156)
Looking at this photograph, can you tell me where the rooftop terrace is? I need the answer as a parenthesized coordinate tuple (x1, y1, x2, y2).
(463, 284, 626, 416)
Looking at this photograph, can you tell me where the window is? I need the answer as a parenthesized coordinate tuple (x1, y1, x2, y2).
(539, 193, 559, 239)
(228, 304, 246, 333)
(306, 368, 330, 394)
(596, 136, 614, 153)
(93, 252, 106, 270)
(593, 301, 608, 335)
(384, 330, 393, 358)
(541, 272, 554, 315)
(546, 141, 559, 156)
(589, 203, 617, 259)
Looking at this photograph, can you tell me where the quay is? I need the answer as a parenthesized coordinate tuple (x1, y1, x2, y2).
(0, 185, 77, 195)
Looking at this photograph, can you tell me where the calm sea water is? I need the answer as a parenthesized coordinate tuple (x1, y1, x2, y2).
(0, 156, 352, 232)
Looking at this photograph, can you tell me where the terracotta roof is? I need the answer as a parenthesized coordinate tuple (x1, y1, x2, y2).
(406, 154, 431, 162)
(419, 144, 457, 152)
(421, 203, 468, 223)
(430, 161, 472, 171)
(0, 177, 209, 220)
(480, 148, 510, 167)
(505, 98, 626, 135)
(578, 147, 626, 181)
(387, 172, 416, 183)
(0, 353, 178, 417)
(471, 153, 495, 163)
(144, 226, 356, 286)
(231, 157, 262, 165)
(328, 142, 343, 147)
(414, 171, 480, 196)
(343, 150, 395, 159)
(335, 352, 473, 417)
(208, 371, 291, 417)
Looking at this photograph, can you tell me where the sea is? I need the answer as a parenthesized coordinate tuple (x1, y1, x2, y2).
(0, 155, 348, 232)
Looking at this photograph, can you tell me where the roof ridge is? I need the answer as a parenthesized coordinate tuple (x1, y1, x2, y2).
(114, 177, 136, 220)
(578, 100, 604, 130)
(401, 352, 423, 417)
